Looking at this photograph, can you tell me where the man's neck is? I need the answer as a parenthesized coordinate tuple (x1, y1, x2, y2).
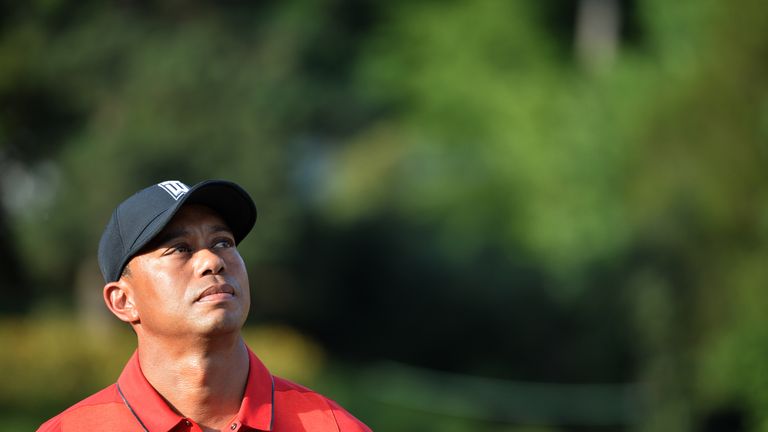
(136, 333, 250, 432)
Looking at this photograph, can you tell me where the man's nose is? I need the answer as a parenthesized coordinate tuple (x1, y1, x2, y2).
(194, 248, 226, 277)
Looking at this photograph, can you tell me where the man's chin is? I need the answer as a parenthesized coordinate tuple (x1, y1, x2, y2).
(195, 313, 247, 336)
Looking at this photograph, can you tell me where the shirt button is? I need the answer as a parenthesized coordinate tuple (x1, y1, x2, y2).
(230, 423, 238, 430)
(184, 419, 192, 426)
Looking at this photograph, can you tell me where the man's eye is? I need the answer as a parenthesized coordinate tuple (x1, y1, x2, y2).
(214, 239, 234, 249)
(164, 244, 192, 255)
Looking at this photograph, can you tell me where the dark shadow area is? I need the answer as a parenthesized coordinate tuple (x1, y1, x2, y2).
(699, 405, 746, 432)
(279, 214, 637, 384)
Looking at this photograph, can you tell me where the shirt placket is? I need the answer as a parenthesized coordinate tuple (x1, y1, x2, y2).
(170, 418, 203, 432)
(170, 417, 247, 432)
(227, 420, 245, 431)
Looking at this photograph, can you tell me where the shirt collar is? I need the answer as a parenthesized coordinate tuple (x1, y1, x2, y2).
(116, 345, 274, 432)
(237, 346, 274, 431)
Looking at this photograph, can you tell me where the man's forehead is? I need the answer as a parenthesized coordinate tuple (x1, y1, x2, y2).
(163, 204, 231, 232)
(167, 204, 229, 226)
(148, 205, 232, 246)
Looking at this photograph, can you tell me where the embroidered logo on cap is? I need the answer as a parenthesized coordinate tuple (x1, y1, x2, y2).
(157, 180, 189, 200)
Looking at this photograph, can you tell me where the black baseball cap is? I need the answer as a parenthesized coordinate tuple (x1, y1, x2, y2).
(97, 179, 257, 283)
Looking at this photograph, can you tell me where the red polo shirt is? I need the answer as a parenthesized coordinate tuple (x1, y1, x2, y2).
(37, 347, 371, 432)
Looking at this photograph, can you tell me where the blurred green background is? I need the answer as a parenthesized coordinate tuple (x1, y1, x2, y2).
(1, 0, 767, 430)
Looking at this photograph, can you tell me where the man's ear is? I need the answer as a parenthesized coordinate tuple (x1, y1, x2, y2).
(104, 279, 140, 324)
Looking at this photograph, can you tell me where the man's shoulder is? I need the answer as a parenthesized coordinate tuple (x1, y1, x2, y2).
(272, 376, 372, 432)
(272, 375, 338, 407)
(36, 384, 131, 432)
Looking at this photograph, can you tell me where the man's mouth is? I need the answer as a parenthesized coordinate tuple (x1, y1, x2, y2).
(196, 284, 236, 302)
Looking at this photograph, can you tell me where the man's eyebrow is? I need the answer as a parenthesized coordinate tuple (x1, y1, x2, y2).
(151, 227, 190, 247)
(208, 224, 233, 235)
(147, 224, 234, 250)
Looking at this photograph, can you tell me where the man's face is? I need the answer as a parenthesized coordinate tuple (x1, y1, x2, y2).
(122, 204, 250, 339)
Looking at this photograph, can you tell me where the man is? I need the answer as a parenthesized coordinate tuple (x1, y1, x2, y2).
(38, 179, 371, 432)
